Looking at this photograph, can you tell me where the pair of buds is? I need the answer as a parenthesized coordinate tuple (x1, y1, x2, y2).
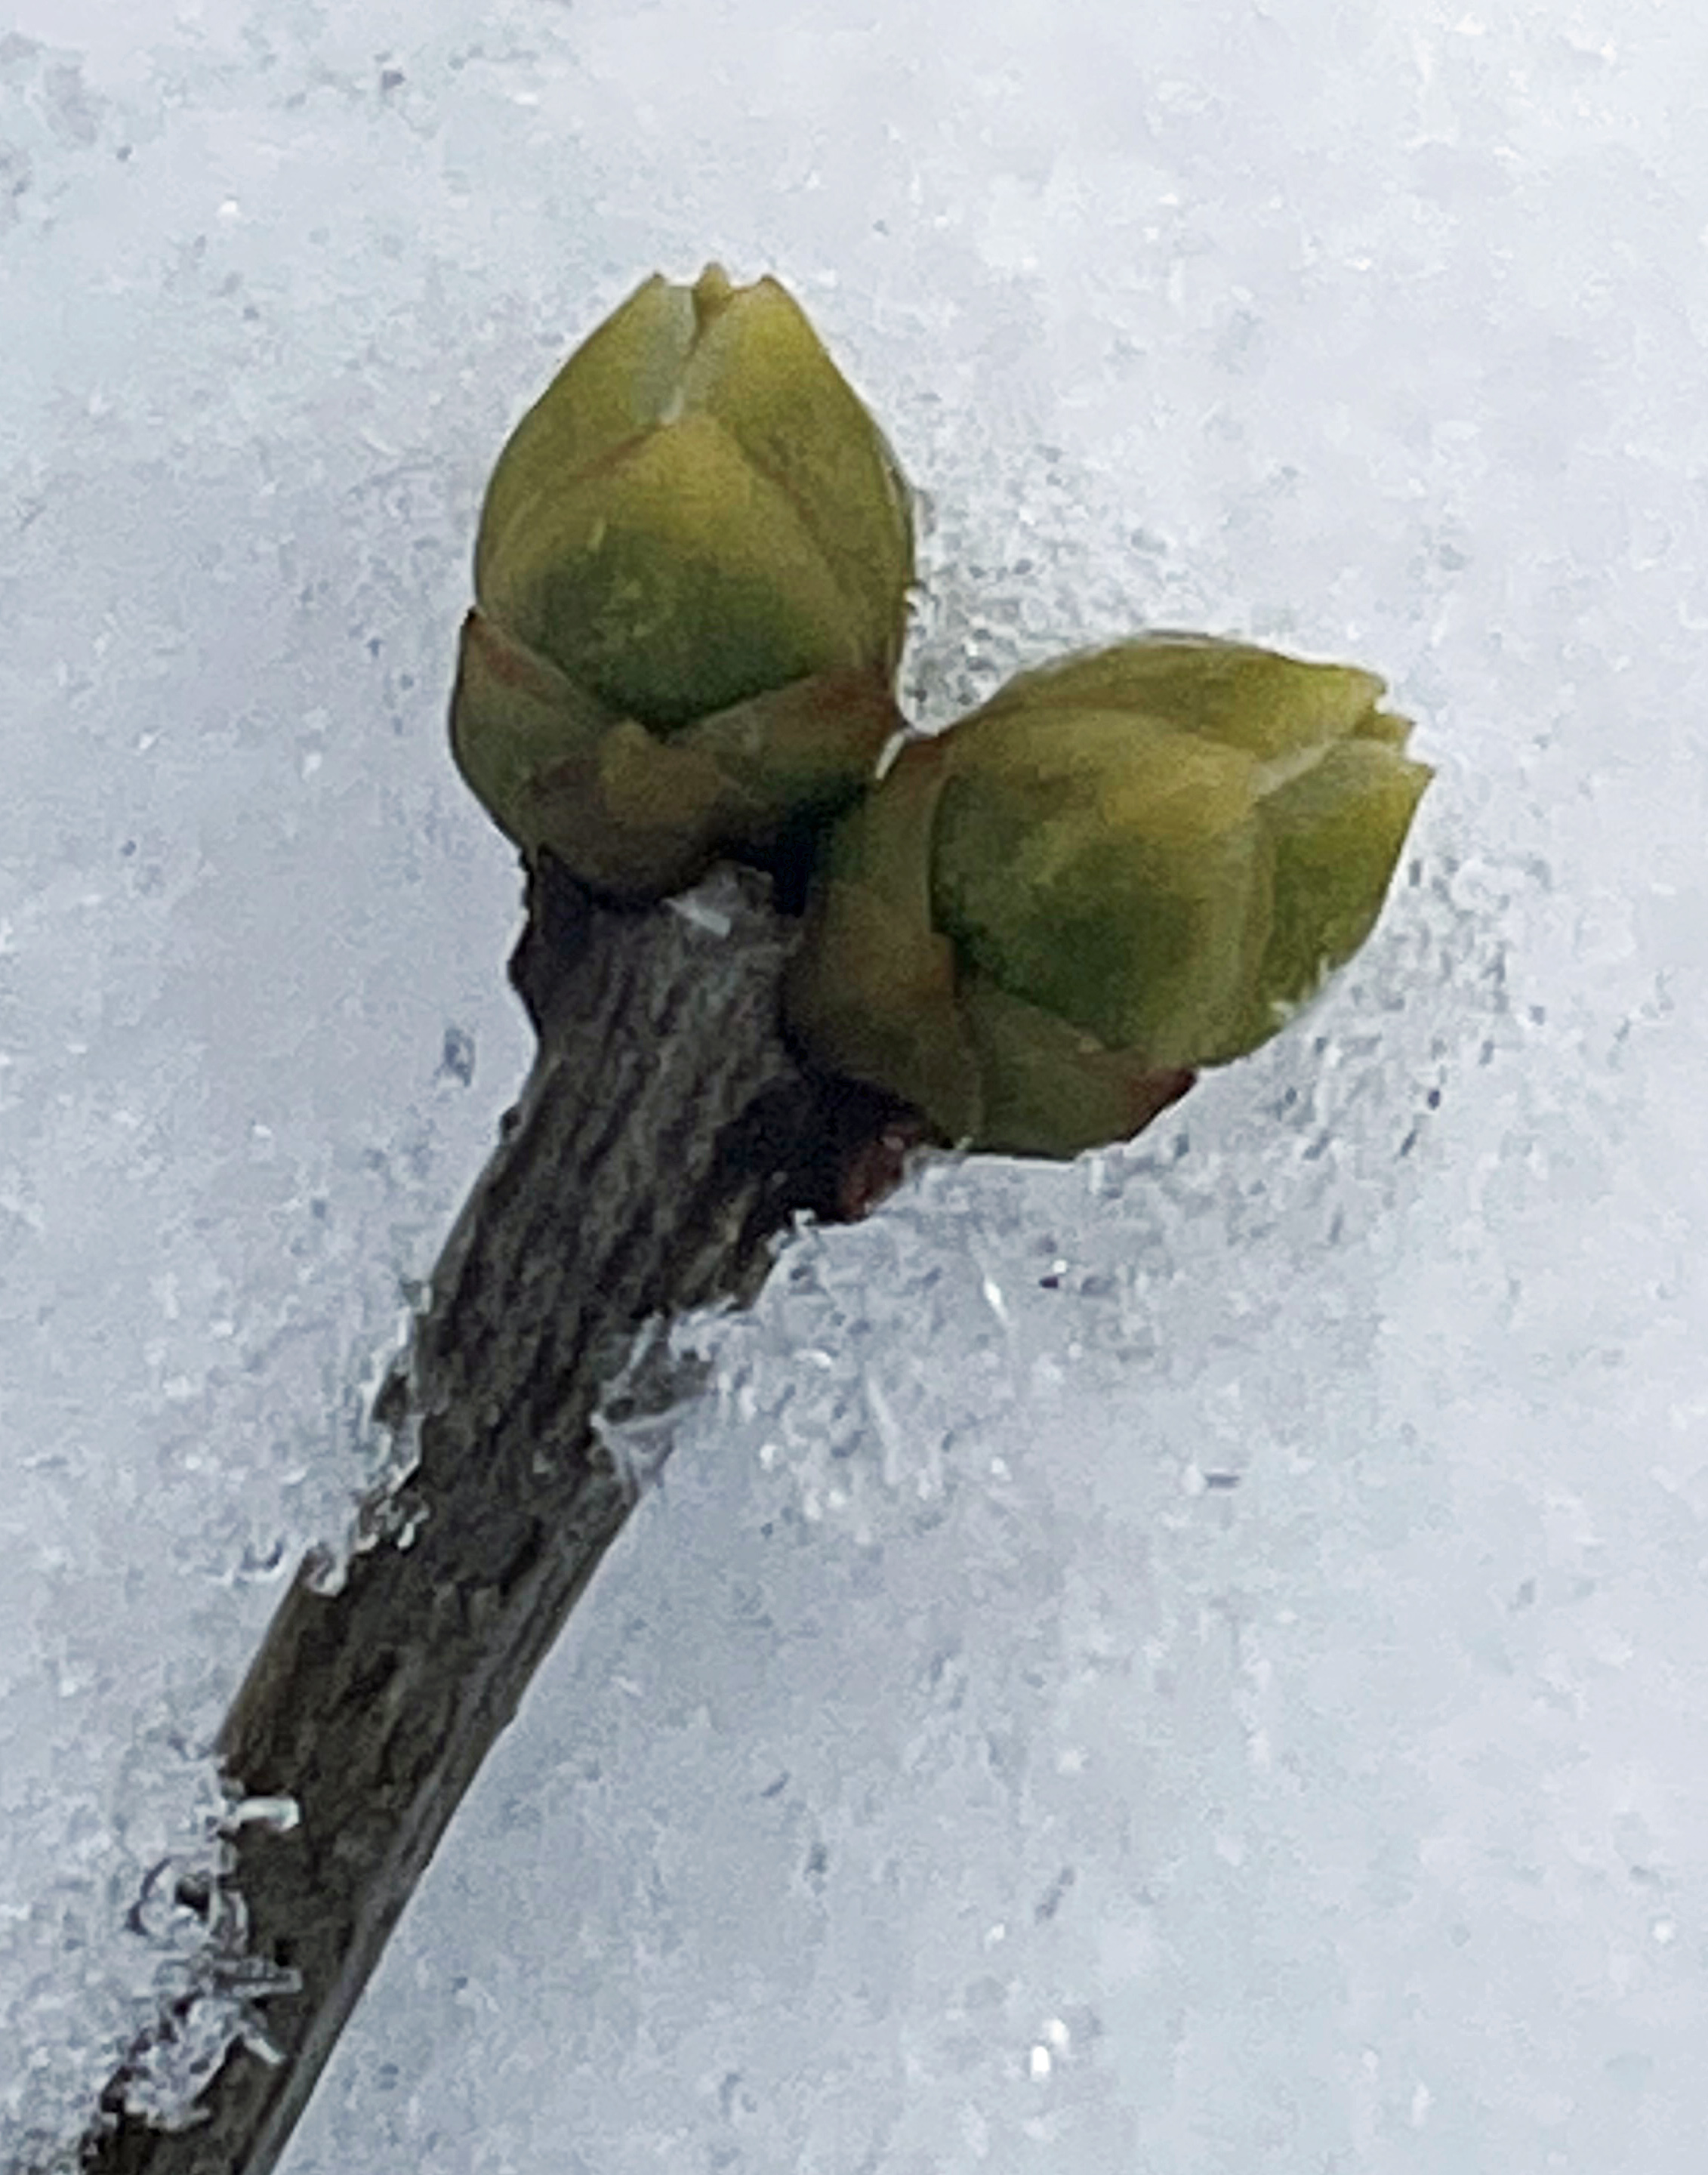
(450, 267, 1432, 1158)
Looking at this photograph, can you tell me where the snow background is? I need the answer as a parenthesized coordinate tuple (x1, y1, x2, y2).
(4, 0, 1706, 2168)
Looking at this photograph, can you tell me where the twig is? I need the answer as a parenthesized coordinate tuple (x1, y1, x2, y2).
(62, 855, 912, 2175)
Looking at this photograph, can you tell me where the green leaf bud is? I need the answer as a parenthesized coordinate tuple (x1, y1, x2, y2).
(788, 636, 1432, 1158)
(451, 265, 914, 896)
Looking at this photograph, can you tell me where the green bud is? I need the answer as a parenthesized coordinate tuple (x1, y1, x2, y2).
(788, 636, 1432, 1158)
(451, 265, 914, 895)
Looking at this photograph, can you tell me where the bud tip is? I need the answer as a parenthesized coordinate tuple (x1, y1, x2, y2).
(692, 263, 735, 327)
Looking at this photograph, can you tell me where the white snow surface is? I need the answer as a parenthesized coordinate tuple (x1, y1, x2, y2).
(4, 1, 1706, 2169)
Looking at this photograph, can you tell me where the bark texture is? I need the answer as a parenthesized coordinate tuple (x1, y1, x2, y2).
(63, 856, 911, 2175)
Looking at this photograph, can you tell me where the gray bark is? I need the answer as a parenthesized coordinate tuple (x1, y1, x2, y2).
(60, 856, 913, 2175)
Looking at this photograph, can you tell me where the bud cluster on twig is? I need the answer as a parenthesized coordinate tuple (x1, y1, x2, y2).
(451, 264, 1432, 1157)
